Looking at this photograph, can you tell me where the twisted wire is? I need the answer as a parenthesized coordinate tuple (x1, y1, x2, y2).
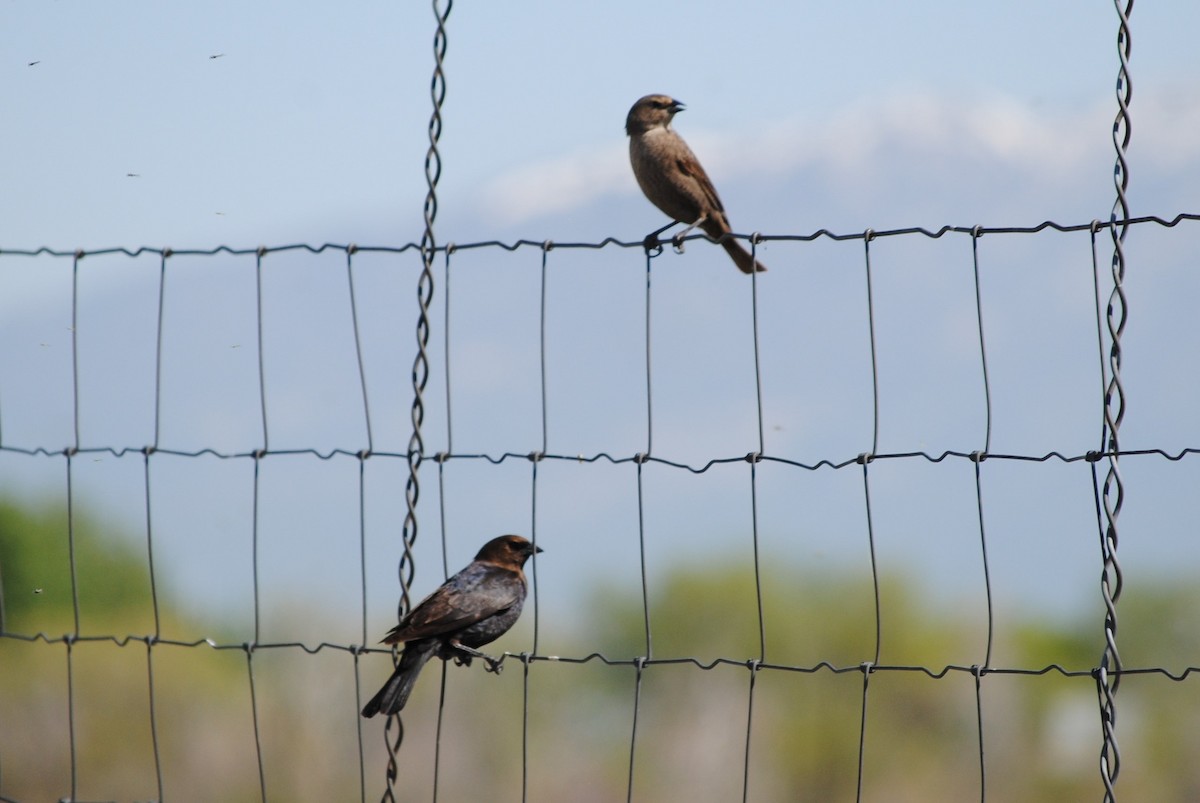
(382, 1, 452, 798)
(5, 207, 1200, 799)
(1098, 2, 1133, 799)
(10, 627, 1200, 679)
(3, 212, 1197, 265)
(2, 441, 1197, 474)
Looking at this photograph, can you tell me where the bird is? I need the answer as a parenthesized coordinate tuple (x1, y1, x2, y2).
(361, 534, 542, 718)
(626, 94, 766, 274)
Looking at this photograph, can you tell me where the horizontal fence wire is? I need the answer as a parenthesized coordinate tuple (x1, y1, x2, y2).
(2, 444, 1198, 468)
(1, 211, 1199, 262)
(5, 629, 1200, 682)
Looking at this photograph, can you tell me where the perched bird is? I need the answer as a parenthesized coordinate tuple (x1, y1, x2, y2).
(626, 94, 766, 274)
(361, 534, 542, 718)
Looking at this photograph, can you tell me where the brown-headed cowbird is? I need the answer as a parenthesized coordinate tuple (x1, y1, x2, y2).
(361, 534, 542, 718)
(626, 94, 767, 274)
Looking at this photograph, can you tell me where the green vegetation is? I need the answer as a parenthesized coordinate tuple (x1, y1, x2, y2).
(3, 501, 1199, 801)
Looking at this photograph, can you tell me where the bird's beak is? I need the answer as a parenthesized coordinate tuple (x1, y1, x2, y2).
(670, 99, 686, 114)
(534, 545, 544, 554)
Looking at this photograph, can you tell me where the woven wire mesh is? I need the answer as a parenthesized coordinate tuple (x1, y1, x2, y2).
(3, 212, 1200, 801)
(5, 2, 1200, 801)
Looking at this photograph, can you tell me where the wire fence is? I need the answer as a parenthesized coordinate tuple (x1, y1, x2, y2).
(5, 0, 1200, 800)
(3, 210, 1200, 801)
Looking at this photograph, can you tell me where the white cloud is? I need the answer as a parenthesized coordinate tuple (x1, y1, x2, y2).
(467, 91, 1200, 229)
(474, 142, 631, 227)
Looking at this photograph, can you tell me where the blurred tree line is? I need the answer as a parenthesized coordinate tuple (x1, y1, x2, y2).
(2, 499, 1199, 801)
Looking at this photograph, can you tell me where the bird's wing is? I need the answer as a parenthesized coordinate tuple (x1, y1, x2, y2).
(674, 150, 726, 216)
(381, 563, 523, 644)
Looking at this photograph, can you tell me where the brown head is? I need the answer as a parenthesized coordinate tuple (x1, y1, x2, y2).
(474, 534, 542, 569)
(625, 94, 685, 137)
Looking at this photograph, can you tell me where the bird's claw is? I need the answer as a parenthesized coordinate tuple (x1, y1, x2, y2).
(670, 233, 687, 254)
(642, 233, 664, 256)
(484, 656, 504, 675)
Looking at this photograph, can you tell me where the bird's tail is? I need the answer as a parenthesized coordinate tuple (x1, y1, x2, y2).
(361, 640, 437, 718)
(721, 237, 767, 274)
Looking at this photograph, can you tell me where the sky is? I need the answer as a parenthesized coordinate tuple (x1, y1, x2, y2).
(3, 1, 1200, 664)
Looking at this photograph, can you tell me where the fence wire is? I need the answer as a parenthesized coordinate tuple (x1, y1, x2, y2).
(2, 210, 1200, 801)
(4, 2, 1199, 799)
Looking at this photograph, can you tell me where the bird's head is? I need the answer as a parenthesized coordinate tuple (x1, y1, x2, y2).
(475, 534, 543, 568)
(626, 94, 685, 136)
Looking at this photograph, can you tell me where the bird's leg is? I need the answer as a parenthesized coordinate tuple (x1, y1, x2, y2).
(449, 640, 504, 674)
(671, 214, 708, 254)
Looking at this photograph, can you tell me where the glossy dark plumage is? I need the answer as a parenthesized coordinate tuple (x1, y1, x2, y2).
(361, 534, 541, 718)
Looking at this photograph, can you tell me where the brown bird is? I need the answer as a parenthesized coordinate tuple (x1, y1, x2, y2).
(361, 534, 542, 718)
(626, 94, 766, 274)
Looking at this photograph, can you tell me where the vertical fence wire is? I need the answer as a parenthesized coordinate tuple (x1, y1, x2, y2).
(855, 230, 883, 802)
(245, 645, 268, 803)
(518, 244, 553, 801)
(346, 242, 375, 803)
(65, 251, 82, 797)
(522, 452, 543, 803)
(744, 246, 768, 797)
(642, 252, 654, 458)
(381, 1, 452, 799)
(968, 227, 995, 802)
(974, 665, 986, 803)
(146, 247, 170, 802)
(254, 248, 271, 454)
(346, 246, 376, 457)
(355, 453, 370, 803)
(432, 249, 455, 802)
(971, 458, 992, 803)
(249, 247, 270, 799)
(144, 637, 164, 802)
(249, 245, 271, 799)
(742, 659, 761, 803)
(626, 657, 647, 803)
(65, 633, 77, 803)
(625, 240, 660, 803)
(141, 450, 165, 802)
(747, 244, 767, 664)
(1098, 1, 1133, 800)
(152, 250, 170, 448)
(247, 453, 267, 799)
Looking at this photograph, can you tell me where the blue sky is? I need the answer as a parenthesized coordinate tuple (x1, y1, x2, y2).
(3, 2, 1200, 659)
